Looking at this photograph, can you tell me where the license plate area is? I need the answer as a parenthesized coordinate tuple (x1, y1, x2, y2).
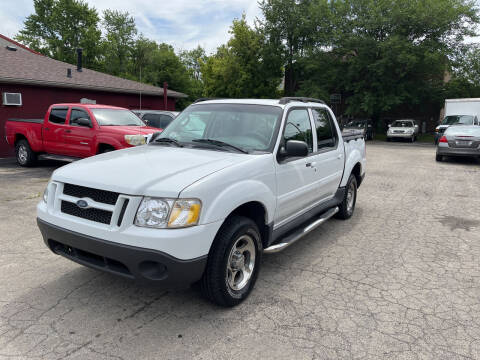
(455, 140, 472, 147)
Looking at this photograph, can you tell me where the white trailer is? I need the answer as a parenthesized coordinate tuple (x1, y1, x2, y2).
(435, 98, 480, 143)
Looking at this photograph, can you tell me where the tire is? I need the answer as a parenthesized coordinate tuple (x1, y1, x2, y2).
(386, 137, 391, 142)
(201, 216, 262, 307)
(336, 174, 357, 220)
(99, 147, 114, 154)
(15, 139, 37, 167)
(435, 154, 443, 162)
(411, 136, 415, 143)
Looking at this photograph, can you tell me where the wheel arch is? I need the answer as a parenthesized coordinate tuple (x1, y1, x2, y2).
(96, 143, 116, 154)
(224, 201, 271, 249)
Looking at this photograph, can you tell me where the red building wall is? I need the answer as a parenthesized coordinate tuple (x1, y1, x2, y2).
(0, 83, 177, 157)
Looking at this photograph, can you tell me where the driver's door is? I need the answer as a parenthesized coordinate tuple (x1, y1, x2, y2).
(63, 108, 95, 157)
(274, 108, 319, 227)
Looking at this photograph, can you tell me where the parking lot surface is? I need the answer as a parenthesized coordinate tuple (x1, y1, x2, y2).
(1, 142, 479, 360)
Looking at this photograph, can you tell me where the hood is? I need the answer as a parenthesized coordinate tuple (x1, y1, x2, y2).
(52, 145, 250, 197)
(99, 126, 158, 135)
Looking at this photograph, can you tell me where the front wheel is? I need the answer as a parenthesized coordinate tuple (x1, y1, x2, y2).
(336, 174, 357, 220)
(15, 139, 37, 167)
(201, 216, 262, 307)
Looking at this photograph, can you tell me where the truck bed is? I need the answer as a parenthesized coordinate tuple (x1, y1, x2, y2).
(342, 128, 364, 142)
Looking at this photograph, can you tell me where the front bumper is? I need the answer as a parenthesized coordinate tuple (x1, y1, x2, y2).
(387, 132, 414, 139)
(37, 218, 207, 288)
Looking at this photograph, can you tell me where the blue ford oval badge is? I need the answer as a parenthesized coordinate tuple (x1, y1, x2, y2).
(76, 199, 88, 208)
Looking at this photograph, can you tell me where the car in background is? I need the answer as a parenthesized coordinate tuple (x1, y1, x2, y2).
(386, 119, 419, 142)
(132, 110, 180, 130)
(436, 125, 480, 162)
(434, 115, 479, 144)
(5, 104, 158, 166)
(343, 119, 375, 140)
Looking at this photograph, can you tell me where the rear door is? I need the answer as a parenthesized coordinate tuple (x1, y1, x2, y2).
(309, 107, 344, 200)
(63, 108, 95, 157)
(42, 107, 69, 155)
(274, 108, 319, 226)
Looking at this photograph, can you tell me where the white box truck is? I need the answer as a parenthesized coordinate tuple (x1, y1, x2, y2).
(436, 98, 480, 143)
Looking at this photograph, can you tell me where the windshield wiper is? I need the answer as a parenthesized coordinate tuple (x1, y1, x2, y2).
(154, 137, 184, 147)
(192, 139, 248, 154)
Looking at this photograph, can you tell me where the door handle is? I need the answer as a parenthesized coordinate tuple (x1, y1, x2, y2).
(337, 154, 343, 159)
(306, 162, 317, 168)
(64, 129, 71, 133)
(44, 127, 49, 131)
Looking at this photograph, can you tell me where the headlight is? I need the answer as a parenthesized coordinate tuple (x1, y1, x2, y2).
(124, 134, 146, 146)
(134, 197, 201, 228)
(42, 185, 49, 203)
(407, 129, 414, 134)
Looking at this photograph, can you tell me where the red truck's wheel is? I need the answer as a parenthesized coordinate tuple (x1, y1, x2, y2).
(15, 139, 37, 167)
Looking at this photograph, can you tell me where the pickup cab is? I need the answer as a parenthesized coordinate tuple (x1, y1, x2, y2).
(5, 103, 158, 166)
(37, 98, 366, 306)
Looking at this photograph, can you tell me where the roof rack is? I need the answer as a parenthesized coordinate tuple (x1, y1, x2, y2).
(193, 97, 225, 103)
(278, 97, 326, 105)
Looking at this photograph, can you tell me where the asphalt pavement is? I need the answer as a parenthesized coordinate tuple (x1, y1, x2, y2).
(1, 142, 479, 359)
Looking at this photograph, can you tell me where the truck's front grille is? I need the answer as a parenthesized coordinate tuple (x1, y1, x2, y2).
(63, 183, 119, 205)
(61, 201, 112, 224)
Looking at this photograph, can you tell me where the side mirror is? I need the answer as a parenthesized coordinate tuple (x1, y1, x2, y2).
(281, 140, 309, 158)
(76, 118, 92, 127)
(388, 124, 391, 128)
(415, 124, 419, 129)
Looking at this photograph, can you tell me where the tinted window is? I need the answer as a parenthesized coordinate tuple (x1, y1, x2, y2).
(442, 115, 475, 126)
(159, 114, 174, 128)
(283, 109, 313, 153)
(142, 113, 162, 127)
(312, 108, 336, 149)
(70, 109, 91, 127)
(142, 113, 174, 129)
(49, 108, 68, 124)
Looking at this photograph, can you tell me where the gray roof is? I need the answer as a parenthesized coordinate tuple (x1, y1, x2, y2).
(0, 34, 187, 98)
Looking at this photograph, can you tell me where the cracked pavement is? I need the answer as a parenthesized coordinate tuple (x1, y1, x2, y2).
(1, 142, 479, 359)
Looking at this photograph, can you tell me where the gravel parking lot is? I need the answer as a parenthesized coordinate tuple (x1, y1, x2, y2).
(1, 142, 479, 360)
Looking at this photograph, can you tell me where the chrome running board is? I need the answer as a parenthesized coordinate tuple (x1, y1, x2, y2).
(264, 207, 339, 254)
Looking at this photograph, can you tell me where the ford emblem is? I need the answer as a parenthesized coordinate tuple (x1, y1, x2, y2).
(76, 199, 88, 208)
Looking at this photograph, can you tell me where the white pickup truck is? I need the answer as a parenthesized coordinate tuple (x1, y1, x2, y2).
(37, 98, 366, 306)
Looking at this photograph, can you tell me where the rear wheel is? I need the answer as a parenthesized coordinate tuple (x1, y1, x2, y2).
(15, 139, 37, 167)
(436, 154, 443, 162)
(201, 216, 262, 307)
(336, 174, 357, 220)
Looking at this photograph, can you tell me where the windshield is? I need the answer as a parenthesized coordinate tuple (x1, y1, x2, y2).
(157, 104, 283, 152)
(91, 109, 146, 126)
(442, 115, 474, 126)
(392, 120, 414, 127)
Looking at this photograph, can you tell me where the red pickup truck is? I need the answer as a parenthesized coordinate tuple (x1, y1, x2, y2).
(5, 103, 159, 166)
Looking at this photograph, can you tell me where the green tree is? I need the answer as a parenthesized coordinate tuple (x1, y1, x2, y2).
(16, 0, 101, 69)
(100, 10, 137, 76)
(201, 16, 282, 98)
(259, 0, 332, 95)
(179, 46, 208, 100)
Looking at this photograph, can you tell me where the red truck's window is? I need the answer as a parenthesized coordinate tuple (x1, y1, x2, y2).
(49, 108, 68, 124)
(70, 109, 91, 127)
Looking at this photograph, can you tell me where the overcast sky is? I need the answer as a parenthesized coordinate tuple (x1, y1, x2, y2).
(1, 0, 479, 54)
(0, 0, 261, 54)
